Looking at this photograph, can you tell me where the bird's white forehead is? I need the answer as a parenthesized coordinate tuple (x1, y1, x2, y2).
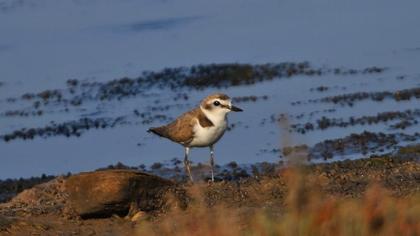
(210, 98, 231, 104)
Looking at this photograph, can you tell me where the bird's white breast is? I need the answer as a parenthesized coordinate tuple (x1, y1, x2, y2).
(189, 118, 227, 147)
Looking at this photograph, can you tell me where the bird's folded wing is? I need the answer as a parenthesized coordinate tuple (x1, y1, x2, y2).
(163, 109, 198, 145)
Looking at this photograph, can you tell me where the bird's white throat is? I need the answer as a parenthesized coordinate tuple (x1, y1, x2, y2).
(189, 106, 228, 147)
(200, 105, 229, 126)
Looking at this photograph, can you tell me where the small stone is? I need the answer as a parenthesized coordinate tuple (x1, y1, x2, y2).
(130, 211, 146, 222)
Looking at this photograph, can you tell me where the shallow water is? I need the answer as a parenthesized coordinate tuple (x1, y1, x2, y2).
(0, 0, 419, 179)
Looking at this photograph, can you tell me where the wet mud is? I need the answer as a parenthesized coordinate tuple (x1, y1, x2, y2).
(290, 109, 420, 134)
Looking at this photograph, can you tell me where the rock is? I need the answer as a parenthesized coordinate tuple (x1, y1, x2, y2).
(0, 170, 182, 220)
(65, 169, 174, 219)
(129, 211, 146, 222)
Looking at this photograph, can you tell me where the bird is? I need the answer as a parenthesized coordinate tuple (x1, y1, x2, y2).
(148, 93, 243, 182)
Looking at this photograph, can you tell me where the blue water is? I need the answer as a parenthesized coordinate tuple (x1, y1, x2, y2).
(0, 0, 419, 179)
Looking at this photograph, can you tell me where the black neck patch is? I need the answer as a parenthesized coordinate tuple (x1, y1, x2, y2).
(197, 111, 214, 127)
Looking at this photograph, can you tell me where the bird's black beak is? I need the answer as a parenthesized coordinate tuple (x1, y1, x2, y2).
(230, 105, 243, 112)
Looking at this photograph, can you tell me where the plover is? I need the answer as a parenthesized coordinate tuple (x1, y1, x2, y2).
(148, 93, 243, 182)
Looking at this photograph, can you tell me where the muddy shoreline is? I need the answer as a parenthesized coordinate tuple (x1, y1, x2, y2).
(1, 144, 419, 204)
(0, 148, 419, 235)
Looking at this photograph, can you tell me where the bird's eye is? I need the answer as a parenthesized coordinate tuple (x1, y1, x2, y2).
(213, 101, 220, 106)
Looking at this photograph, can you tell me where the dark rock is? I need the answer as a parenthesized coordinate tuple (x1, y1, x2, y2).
(0, 170, 184, 220)
(65, 170, 174, 219)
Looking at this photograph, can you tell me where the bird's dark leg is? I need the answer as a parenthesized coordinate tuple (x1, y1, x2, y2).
(209, 145, 215, 182)
(184, 147, 193, 182)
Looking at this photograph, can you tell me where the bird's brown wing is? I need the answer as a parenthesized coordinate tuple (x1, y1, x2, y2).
(148, 109, 199, 145)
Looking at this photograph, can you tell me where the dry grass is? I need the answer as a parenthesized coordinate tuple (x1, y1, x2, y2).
(135, 168, 420, 236)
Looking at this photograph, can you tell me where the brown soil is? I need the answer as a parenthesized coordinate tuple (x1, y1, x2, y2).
(0, 151, 419, 235)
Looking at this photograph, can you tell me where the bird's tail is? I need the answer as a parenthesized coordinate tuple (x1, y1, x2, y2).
(147, 126, 167, 138)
